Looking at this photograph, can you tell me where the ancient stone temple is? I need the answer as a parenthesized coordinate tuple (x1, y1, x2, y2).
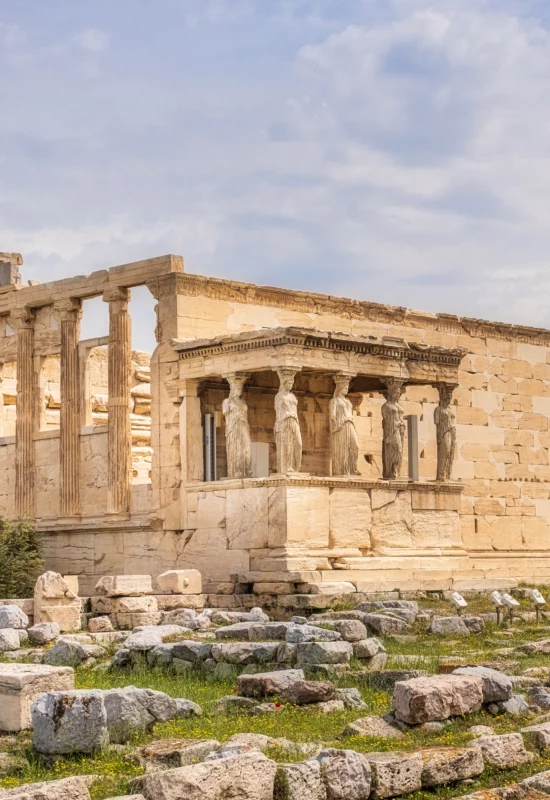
(2, 250, 550, 594)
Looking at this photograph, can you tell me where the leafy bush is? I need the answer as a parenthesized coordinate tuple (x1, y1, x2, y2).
(0, 518, 42, 598)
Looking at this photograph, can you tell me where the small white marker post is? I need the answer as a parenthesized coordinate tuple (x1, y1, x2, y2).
(502, 593, 520, 626)
(491, 590, 505, 626)
(528, 589, 546, 624)
(450, 591, 468, 617)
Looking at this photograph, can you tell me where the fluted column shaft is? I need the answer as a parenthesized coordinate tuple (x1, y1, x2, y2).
(103, 287, 132, 514)
(13, 308, 35, 518)
(57, 299, 82, 516)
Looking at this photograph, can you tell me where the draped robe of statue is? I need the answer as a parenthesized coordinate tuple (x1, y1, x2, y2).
(382, 381, 405, 480)
(274, 371, 302, 474)
(435, 385, 456, 481)
(330, 381, 359, 476)
(222, 376, 252, 479)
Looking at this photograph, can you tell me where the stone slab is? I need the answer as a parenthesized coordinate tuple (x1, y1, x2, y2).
(0, 663, 75, 732)
(157, 570, 202, 595)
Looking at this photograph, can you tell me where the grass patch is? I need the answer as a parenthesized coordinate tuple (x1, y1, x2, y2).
(2, 595, 550, 798)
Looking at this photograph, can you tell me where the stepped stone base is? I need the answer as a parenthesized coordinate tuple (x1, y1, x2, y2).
(237, 552, 550, 596)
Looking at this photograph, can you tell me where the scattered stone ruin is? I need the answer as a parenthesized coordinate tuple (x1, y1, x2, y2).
(2, 250, 550, 595)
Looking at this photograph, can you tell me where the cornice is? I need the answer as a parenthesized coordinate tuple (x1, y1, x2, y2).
(173, 326, 467, 367)
(185, 475, 464, 493)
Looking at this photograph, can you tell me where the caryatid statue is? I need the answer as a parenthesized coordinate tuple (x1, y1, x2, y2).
(381, 378, 405, 479)
(434, 383, 456, 481)
(222, 373, 252, 479)
(274, 368, 302, 474)
(330, 374, 360, 476)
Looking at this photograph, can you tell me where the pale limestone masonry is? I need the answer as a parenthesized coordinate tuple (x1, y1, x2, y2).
(0, 663, 74, 732)
(3, 251, 550, 593)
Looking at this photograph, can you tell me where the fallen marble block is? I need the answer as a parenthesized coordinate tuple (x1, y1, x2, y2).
(393, 675, 483, 724)
(0, 662, 74, 732)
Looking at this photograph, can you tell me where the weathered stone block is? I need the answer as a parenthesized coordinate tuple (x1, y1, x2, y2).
(140, 751, 278, 800)
(428, 617, 470, 636)
(88, 617, 113, 633)
(367, 752, 423, 799)
(34, 571, 81, 632)
(472, 733, 534, 768)
(454, 666, 513, 703)
(0, 663, 74, 731)
(32, 689, 108, 754)
(96, 575, 153, 597)
(237, 669, 305, 698)
(27, 622, 60, 645)
(316, 748, 371, 800)
(419, 746, 484, 787)
(281, 680, 335, 706)
(0, 776, 92, 798)
(276, 761, 326, 800)
(0, 605, 29, 629)
(113, 596, 158, 614)
(157, 569, 202, 594)
(296, 641, 353, 665)
(343, 716, 404, 740)
(393, 675, 484, 724)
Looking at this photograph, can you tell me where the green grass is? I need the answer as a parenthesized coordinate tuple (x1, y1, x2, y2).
(2, 595, 550, 798)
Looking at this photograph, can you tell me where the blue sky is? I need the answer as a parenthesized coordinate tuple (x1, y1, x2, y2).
(3, 0, 550, 349)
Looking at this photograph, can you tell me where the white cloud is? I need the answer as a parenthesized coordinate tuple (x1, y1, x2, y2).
(0, 23, 25, 47)
(74, 27, 110, 52)
(5, 0, 550, 338)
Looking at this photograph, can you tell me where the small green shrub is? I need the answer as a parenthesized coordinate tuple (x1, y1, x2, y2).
(0, 518, 42, 598)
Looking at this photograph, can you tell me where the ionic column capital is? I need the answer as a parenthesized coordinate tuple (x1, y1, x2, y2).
(103, 286, 130, 305)
(10, 307, 35, 330)
(54, 297, 82, 321)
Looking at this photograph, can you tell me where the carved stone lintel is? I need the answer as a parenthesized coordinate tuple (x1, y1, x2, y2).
(330, 374, 359, 476)
(435, 383, 457, 482)
(274, 368, 302, 474)
(222, 373, 252, 479)
(381, 378, 406, 480)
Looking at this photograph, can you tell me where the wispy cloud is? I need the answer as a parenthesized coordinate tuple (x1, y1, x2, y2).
(2, 0, 550, 344)
(74, 27, 110, 52)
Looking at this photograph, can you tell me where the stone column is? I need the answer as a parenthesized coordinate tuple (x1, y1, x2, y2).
(13, 307, 35, 517)
(56, 299, 82, 516)
(103, 287, 132, 514)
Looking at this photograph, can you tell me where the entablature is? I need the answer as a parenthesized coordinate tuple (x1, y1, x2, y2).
(173, 326, 467, 385)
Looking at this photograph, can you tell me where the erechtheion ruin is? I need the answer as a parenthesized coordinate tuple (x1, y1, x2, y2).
(1, 250, 550, 596)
